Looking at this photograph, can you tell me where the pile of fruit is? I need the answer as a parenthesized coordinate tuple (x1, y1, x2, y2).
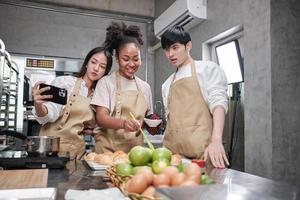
(112, 146, 214, 198)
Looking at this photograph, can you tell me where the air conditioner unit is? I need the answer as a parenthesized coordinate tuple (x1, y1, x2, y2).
(154, 0, 207, 39)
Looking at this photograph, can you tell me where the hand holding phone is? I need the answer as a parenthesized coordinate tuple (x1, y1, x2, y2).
(39, 83, 68, 105)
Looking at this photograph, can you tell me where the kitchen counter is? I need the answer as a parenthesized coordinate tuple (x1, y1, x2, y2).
(157, 168, 300, 200)
(47, 160, 111, 199)
(47, 161, 299, 200)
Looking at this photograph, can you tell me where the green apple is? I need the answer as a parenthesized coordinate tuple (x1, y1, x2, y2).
(132, 166, 152, 175)
(201, 174, 214, 184)
(129, 146, 152, 166)
(177, 163, 187, 172)
(151, 159, 170, 174)
(152, 147, 172, 162)
(116, 163, 133, 176)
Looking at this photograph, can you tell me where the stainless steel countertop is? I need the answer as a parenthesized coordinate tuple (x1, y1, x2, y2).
(48, 161, 300, 200)
(157, 168, 300, 200)
(47, 160, 111, 200)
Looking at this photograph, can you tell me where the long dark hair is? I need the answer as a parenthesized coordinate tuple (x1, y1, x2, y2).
(102, 22, 143, 58)
(75, 47, 112, 88)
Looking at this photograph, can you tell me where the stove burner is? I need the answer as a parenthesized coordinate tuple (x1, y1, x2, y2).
(0, 150, 70, 169)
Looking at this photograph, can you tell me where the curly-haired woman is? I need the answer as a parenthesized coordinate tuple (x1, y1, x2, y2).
(91, 22, 153, 153)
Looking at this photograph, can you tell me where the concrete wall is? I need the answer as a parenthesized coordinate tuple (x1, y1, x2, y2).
(154, 0, 175, 18)
(25, 0, 155, 17)
(243, 0, 273, 178)
(271, 0, 300, 185)
(153, 0, 300, 186)
(0, 2, 154, 84)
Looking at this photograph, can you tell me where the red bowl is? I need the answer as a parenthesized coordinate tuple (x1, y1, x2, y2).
(191, 159, 206, 168)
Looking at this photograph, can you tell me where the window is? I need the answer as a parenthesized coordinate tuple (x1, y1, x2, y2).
(215, 40, 243, 84)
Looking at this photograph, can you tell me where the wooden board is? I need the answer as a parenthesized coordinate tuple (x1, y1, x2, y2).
(0, 169, 48, 189)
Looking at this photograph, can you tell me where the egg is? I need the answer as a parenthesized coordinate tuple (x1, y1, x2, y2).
(136, 168, 154, 184)
(171, 172, 186, 186)
(185, 174, 201, 184)
(184, 163, 201, 177)
(153, 174, 171, 187)
(157, 185, 170, 188)
(127, 174, 148, 194)
(142, 186, 156, 197)
(180, 180, 199, 187)
(124, 179, 132, 191)
(162, 166, 179, 179)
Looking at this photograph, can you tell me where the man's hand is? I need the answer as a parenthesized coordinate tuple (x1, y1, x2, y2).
(204, 140, 229, 168)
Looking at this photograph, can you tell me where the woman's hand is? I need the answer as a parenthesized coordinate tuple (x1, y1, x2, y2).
(32, 81, 52, 117)
(123, 119, 141, 132)
(32, 81, 53, 105)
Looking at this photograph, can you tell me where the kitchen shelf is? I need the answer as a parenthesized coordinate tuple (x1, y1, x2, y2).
(0, 39, 19, 133)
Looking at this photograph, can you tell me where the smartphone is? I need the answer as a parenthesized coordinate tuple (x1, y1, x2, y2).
(39, 83, 68, 105)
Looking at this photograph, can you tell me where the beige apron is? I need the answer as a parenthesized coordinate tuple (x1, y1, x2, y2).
(40, 78, 95, 160)
(94, 71, 148, 153)
(163, 61, 213, 159)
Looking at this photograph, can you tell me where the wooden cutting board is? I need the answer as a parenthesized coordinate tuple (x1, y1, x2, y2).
(0, 169, 48, 189)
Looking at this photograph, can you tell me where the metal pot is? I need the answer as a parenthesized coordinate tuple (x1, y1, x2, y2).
(26, 136, 60, 157)
(0, 130, 60, 157)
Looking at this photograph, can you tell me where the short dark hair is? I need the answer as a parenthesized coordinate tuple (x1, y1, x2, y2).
(75, 47, 112, 88)
(161, 26, 191, 49)
(103, 22, 143, 57)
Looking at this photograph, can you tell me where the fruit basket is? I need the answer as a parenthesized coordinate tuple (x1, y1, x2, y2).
(119, 181, 162, 200)
(106, 166, 162, 200)
(105, 166, 131, 188)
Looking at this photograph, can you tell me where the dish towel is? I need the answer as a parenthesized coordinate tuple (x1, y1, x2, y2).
(65, 188, 130, 200)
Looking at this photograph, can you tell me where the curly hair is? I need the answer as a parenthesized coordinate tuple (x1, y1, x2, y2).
(103, 22, 143, 57)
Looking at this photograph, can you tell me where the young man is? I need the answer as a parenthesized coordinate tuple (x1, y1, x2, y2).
(161, 26, 229, 168)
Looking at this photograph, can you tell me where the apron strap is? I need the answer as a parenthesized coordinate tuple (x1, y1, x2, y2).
(58, 77, 82, 128)
(167, 60, 196, 117)
(115, 72, 122, 119)
(191, 60, 197, 77)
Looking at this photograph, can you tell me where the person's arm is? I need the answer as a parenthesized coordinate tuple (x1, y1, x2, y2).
(204, 106, 229, 168)
(95, 106, 140, 132)
(32, 76, 74, 124)
(32, 81, 63, 124)
(201, 61, 229, 168)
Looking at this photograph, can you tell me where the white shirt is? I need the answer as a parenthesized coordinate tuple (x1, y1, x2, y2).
(91, 71, 153, 115)
(33, 76, 91, 125)
(162, 60, 228, 114)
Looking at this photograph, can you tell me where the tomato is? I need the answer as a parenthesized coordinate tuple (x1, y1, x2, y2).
(152, 147, 172, 162)
(116, 163, 133, 176)
(129, 146, 152, 166)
